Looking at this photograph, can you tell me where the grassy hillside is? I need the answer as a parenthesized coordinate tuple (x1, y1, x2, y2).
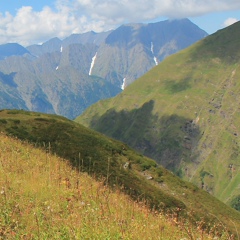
(0, 109, 240, 237)
(76, 21, 240, 210)
(0, 133, 235, 239)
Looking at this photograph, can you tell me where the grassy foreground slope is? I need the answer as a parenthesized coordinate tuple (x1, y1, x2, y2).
(0, 133, 234, 239)
(76, 21, 240, 209)
(0, 109, 240, 236)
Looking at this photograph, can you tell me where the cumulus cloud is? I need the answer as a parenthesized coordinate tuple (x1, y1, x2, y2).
(72, 0, 240, 20)
(0, 5, 106, 46)
(0, 0, 240, 46)
(223, 17, 238, 27)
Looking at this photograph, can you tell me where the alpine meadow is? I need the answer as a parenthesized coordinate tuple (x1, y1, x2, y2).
(0, 109, 240, 239)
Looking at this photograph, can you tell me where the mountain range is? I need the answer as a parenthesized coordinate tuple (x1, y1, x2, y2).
(76, 21, 240, 212)
(0, 19, 207, 119)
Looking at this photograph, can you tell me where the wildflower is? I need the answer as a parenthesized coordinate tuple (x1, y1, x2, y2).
(0, 187, 5, 195)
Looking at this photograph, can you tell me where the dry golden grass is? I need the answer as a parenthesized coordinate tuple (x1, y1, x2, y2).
(0, 133, 234, 239)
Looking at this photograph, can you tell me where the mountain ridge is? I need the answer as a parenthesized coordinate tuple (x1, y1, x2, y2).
(0, 43, 30, 60)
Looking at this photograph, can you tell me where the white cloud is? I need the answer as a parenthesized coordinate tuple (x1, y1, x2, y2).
(223, 17, 238, 27)
(73, 0, 240, 19)
(0, 0, 240, 46)
(0, 4, 107, 46)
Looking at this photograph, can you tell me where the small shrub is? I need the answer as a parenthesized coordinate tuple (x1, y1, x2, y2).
(230, 195, 240, 211)
(156, 168, 163, 177)
(0, 119, 7, 124)
(13, 119, 20, 124)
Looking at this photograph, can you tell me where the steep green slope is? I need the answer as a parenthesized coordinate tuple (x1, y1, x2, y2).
(0, 109, 240, 235)
(0, 134, 233, 239)
(76, 21, 240, 210)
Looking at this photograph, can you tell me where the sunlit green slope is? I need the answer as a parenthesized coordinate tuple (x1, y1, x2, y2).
(76, 21, 240, 210)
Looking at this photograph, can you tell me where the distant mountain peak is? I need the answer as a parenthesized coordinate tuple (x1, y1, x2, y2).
(0, 43, 29, 60)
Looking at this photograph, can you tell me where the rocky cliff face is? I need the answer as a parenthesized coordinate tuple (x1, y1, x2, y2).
(90, 19, 208, 87)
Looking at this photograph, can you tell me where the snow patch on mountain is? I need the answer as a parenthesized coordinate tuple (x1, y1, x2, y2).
(151, 42, 158, 66)
(121, 78, 126, 90)
(151, 42, 154, 53)
(89, 52, 97, 76)
(153, 57, 158, 65)
(60, 46, 63, 53)
(56, 66, 59, 70)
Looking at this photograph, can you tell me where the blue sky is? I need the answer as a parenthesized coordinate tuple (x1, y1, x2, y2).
(0, 0, 240, 46)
